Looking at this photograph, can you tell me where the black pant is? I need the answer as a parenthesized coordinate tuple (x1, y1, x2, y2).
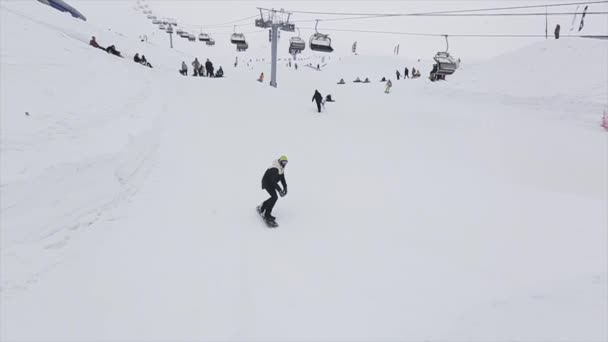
(260, 187, 278, 218)
(315, 101, 322, 113)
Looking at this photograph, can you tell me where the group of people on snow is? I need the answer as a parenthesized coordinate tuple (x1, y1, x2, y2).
(180, 58, 223, 78)
(89, 36, 122, 58)
(133, 53, 152, 68)
(395, 67, 421, 80)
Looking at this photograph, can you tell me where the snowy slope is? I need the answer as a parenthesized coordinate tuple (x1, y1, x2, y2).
(1, 1, 607, 341)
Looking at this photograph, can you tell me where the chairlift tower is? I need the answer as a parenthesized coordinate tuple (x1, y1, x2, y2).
(255, 8, 295, 88)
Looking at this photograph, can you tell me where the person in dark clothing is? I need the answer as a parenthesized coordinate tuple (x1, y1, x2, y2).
(215, 67, 224, 77)
(134, 53, 142, 63)
(554, 24, 561, 39)
(192, 58, 200, 76)
(396, 70, 401, 80)
(312, 90, 323, 113)
(325, 94, 334, 102)
(141, 55, 152, 68)
(257, 156, 288, 223)
(205, 59, 213, 77)
(89, 36, 104, 50)
(404, 67, 409, 79)
(105, 45, 122, 57)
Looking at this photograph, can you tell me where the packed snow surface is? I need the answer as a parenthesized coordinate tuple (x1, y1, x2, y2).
(1, 1, 607, 341)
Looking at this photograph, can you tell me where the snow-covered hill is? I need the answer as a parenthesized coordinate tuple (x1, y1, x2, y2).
(1, 1, 606, 341)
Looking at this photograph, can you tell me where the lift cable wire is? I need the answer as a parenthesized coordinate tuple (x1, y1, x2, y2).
(272, 0, 608, 17)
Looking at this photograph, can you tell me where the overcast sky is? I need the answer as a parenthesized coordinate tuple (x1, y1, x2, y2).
(148, 0, 607, 60)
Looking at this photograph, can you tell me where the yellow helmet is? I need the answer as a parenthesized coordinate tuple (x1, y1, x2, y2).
(279, 155, 288, 162)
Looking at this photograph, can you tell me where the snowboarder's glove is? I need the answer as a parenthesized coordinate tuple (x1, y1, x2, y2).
(279, 189, 287, 197)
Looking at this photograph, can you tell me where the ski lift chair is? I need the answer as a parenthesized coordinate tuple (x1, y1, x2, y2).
(309, 20, 334, 53)
(188, 34, 196, 42)
(206, 38, 215, 46)
(198, 33, 211, 42)
(231, 33, 246, 45)
(159, 24, 165, 30)
(236, 42, 248, 51)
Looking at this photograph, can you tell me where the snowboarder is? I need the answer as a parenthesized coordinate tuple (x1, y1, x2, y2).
(404, 67, 409, 79)
(312, 90, 323, 113)
(385, 79, 392, 93)
(396, 70, 401, 80)
(257, 156, 289, 226)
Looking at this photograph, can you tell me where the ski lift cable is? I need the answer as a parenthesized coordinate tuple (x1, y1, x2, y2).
(281, 0, 608, 17)
(297, 27, 607, 38)
(291, 11, 607, 23)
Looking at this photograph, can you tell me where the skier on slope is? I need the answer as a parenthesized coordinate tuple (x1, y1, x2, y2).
(257, 156, 289, 225)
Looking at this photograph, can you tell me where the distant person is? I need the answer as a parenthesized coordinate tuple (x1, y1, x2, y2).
(554, 24, 561, 39)
(325, 94, 334, 102)
(198, 65, 205, 77)
(180, 61, 188, 76)
(414, 69, 421, 78)
(396, 70, 401, 80)
(205, 59, 214, 77)
(134, 53, 142, 63)
(380, 77, 387, 82)
(317, 64, 320, 70)
(141, 55, 152, 68)
(294, 63, 298, 70)
(353, 77, 362, 83)
(192, 58, 201, 76)
(105, 45, 122, 57)
(89, 36, 103, 49)
(215, 66, 224, 77)
(337, 78, 345, 84)
(385, 80, 392, 93)
(258, 72, 264, 82)
(404, 67, 409, 79)
(312, 90, 323, 113)
(363, 77, 370, 83)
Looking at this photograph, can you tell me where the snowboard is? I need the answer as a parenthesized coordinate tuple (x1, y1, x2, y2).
(256, 206, 279, 228)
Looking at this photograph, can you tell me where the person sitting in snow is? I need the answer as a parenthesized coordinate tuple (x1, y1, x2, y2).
(385, 79, 392, 93)
(105, 45, 122, 57)
(258, 72, 265, 82)
(215, 67, 224, 78)
(363, 77, 370, 83)
(380, 77, 387, 82)
(353, 77, 362, 83)
(337, 78, 345, 84)
(89, 36, 103, 49)
(141, 55, 152, 68)
(325, 94, 335, 102)
(134, 53, 142, 63)
(179, 61, 188, 76)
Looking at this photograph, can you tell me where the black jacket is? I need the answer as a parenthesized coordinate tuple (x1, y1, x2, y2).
(261, 161, 287, 192)
(312, 91, 323, 104)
